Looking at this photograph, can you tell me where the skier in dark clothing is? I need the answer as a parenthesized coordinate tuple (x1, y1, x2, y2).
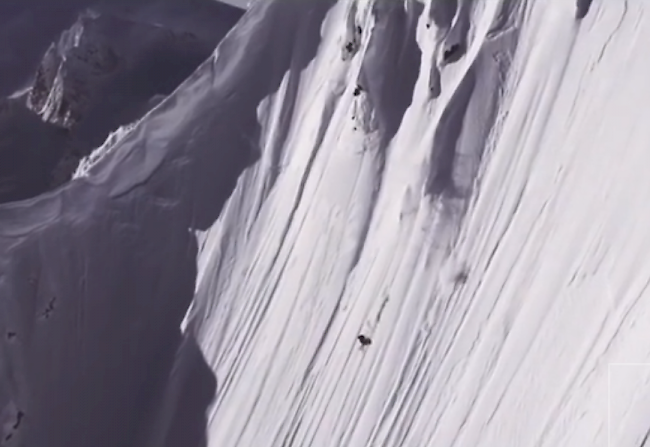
(357, 334, 371, 346)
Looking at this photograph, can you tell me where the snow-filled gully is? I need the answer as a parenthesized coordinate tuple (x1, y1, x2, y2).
(2, 0, 650, 446)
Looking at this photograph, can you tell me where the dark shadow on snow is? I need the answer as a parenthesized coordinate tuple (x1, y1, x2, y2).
(359, 0, 423, 145)
(439, 0, 472, 66)
(575, 0, 593, 19)
(0, 99, 69, 204)
(429, 0, 457, 30)
(341, 0, 423, 279)
(426, 0, 522, 201)
(426, 67, 476, 196)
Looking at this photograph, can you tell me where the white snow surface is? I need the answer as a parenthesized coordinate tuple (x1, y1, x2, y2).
(1, 0, 649, 446)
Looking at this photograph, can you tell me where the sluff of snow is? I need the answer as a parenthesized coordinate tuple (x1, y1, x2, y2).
(2, 0, 650, 446)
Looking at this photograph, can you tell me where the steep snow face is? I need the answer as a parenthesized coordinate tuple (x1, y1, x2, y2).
(1, 0, 649, 446)
(184, 0, 650, 446)
(188, 0, 519, 444)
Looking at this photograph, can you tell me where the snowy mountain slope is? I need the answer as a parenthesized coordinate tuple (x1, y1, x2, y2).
(1, 0, 649, 447)
(185, 0, 650, 446)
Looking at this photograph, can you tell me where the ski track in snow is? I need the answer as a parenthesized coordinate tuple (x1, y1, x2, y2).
(2, 0, 650, 445)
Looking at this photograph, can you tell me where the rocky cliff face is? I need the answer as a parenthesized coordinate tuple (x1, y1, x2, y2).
(26, 11, 213, 131)
(0, 2, 243, 204)
(27, 12, 122, 128)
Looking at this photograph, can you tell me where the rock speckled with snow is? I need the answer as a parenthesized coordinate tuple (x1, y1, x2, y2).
(27, 11, 203, 129)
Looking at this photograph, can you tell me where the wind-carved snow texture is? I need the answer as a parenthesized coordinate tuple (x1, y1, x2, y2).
(440, 0, 473, 65)
(181, 0, 525, 445)
(427, 1, 520, 201)
(188, 0, 650, 445)
(359, 0, 422, 144)
(4, 0, 650, 446)
(426, 0, 471, 98)
(426, 66, 476, 197)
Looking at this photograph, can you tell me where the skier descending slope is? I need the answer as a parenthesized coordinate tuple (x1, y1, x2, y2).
(357, 334, 372, 347)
